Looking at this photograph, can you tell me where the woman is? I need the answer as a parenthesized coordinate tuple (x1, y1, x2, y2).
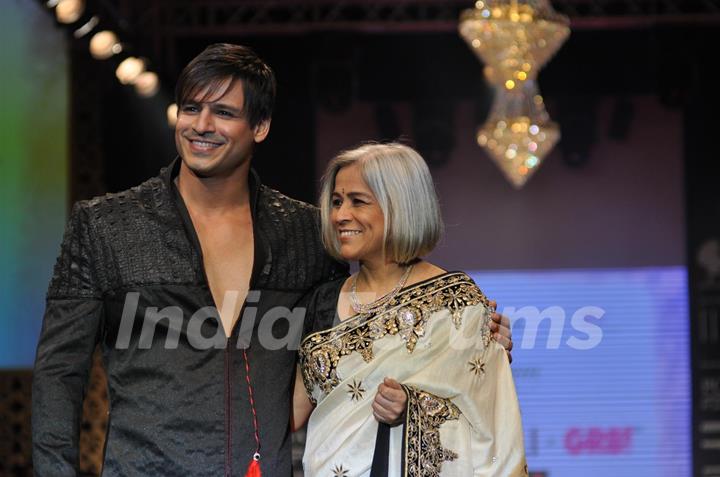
(294, 143, 527, 476)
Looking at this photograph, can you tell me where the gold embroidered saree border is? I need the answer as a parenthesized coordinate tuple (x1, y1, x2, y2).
(401, 385, 460, 477)
(300, 272, 491, 402)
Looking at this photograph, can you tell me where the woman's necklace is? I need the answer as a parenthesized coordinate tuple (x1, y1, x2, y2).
(350, 264, 414, 315)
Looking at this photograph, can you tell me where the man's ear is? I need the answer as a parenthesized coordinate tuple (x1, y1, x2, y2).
(253, 119, 271, 143)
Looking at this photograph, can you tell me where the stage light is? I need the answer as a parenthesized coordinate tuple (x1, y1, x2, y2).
(134, 72, 160, 97)
(167, 104, 178, 127)
(115, 57, 145, 84)
(73, 15, 98, 38)
(55, 0, 84, 24)
(90, 31, 120, 59)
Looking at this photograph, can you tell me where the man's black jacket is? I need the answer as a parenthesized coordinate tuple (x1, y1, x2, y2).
(32, 159, 347, 476)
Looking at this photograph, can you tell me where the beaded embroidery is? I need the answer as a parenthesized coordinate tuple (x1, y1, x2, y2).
(300, 272, 492, 402)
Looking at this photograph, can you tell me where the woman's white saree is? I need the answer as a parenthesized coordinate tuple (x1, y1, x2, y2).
(300, 272, 527, 477)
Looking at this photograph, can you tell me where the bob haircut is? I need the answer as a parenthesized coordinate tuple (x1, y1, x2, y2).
(174, 43, 276, 129)
(319, 143, 443, 264)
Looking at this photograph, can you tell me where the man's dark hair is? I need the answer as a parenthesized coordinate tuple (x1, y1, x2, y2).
(175, 43, 276, 128)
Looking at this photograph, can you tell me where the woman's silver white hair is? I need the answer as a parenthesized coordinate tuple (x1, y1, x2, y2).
(319, 142, 443, 264)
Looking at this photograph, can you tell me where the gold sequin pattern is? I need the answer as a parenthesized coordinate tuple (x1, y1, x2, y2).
(300, 272, 492, 402)
(402, 385, 460, 476)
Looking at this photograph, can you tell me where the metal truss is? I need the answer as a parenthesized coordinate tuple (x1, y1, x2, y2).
(114, 0, 720, 37)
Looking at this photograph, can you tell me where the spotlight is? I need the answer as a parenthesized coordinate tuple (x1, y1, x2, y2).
(55, 0, 85, 24)
(134, 72, 160, 97)
(90, 30, 121, 59)
(167, 104, 179, 127)
(115, 57, 145, 85)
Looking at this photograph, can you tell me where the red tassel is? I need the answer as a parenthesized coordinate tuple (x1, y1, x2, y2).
(245, 455, 261, 477)
(241, 347, 261, 477)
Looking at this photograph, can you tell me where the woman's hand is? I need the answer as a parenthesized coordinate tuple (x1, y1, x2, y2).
(488, 300, 514, 363)
(372, 377, 407, 426)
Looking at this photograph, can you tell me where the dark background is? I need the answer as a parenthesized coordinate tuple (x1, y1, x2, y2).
(4, 1, 719, 475)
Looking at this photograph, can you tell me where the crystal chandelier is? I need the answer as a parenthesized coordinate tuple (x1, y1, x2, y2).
(459, 0, 570, 188)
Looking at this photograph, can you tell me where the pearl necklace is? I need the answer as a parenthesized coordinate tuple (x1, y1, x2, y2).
(350, 264, 414, 315)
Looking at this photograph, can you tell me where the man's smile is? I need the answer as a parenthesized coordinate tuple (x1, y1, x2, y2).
(185, 136, 225, 152)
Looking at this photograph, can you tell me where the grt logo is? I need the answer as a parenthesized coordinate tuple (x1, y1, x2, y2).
(564, 427, 634, 455)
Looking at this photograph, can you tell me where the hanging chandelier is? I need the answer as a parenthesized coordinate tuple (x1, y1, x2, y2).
(459, 0, 570, 188)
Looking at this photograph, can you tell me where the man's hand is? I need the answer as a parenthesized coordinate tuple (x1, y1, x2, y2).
(372, 378, 407, 425)
(489, 300, 513, 363)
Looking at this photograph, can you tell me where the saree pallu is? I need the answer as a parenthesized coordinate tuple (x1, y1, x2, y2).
(300, 272, 527, 477)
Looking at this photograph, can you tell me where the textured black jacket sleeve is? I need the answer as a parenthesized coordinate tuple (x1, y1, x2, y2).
(32, 202, 105, 476)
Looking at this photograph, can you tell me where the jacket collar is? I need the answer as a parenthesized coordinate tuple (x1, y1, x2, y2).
(160, 156, 263, 216)
(161, 156, 271, 288)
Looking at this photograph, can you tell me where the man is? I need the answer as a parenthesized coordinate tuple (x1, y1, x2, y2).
(32, 43, 512, 476)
